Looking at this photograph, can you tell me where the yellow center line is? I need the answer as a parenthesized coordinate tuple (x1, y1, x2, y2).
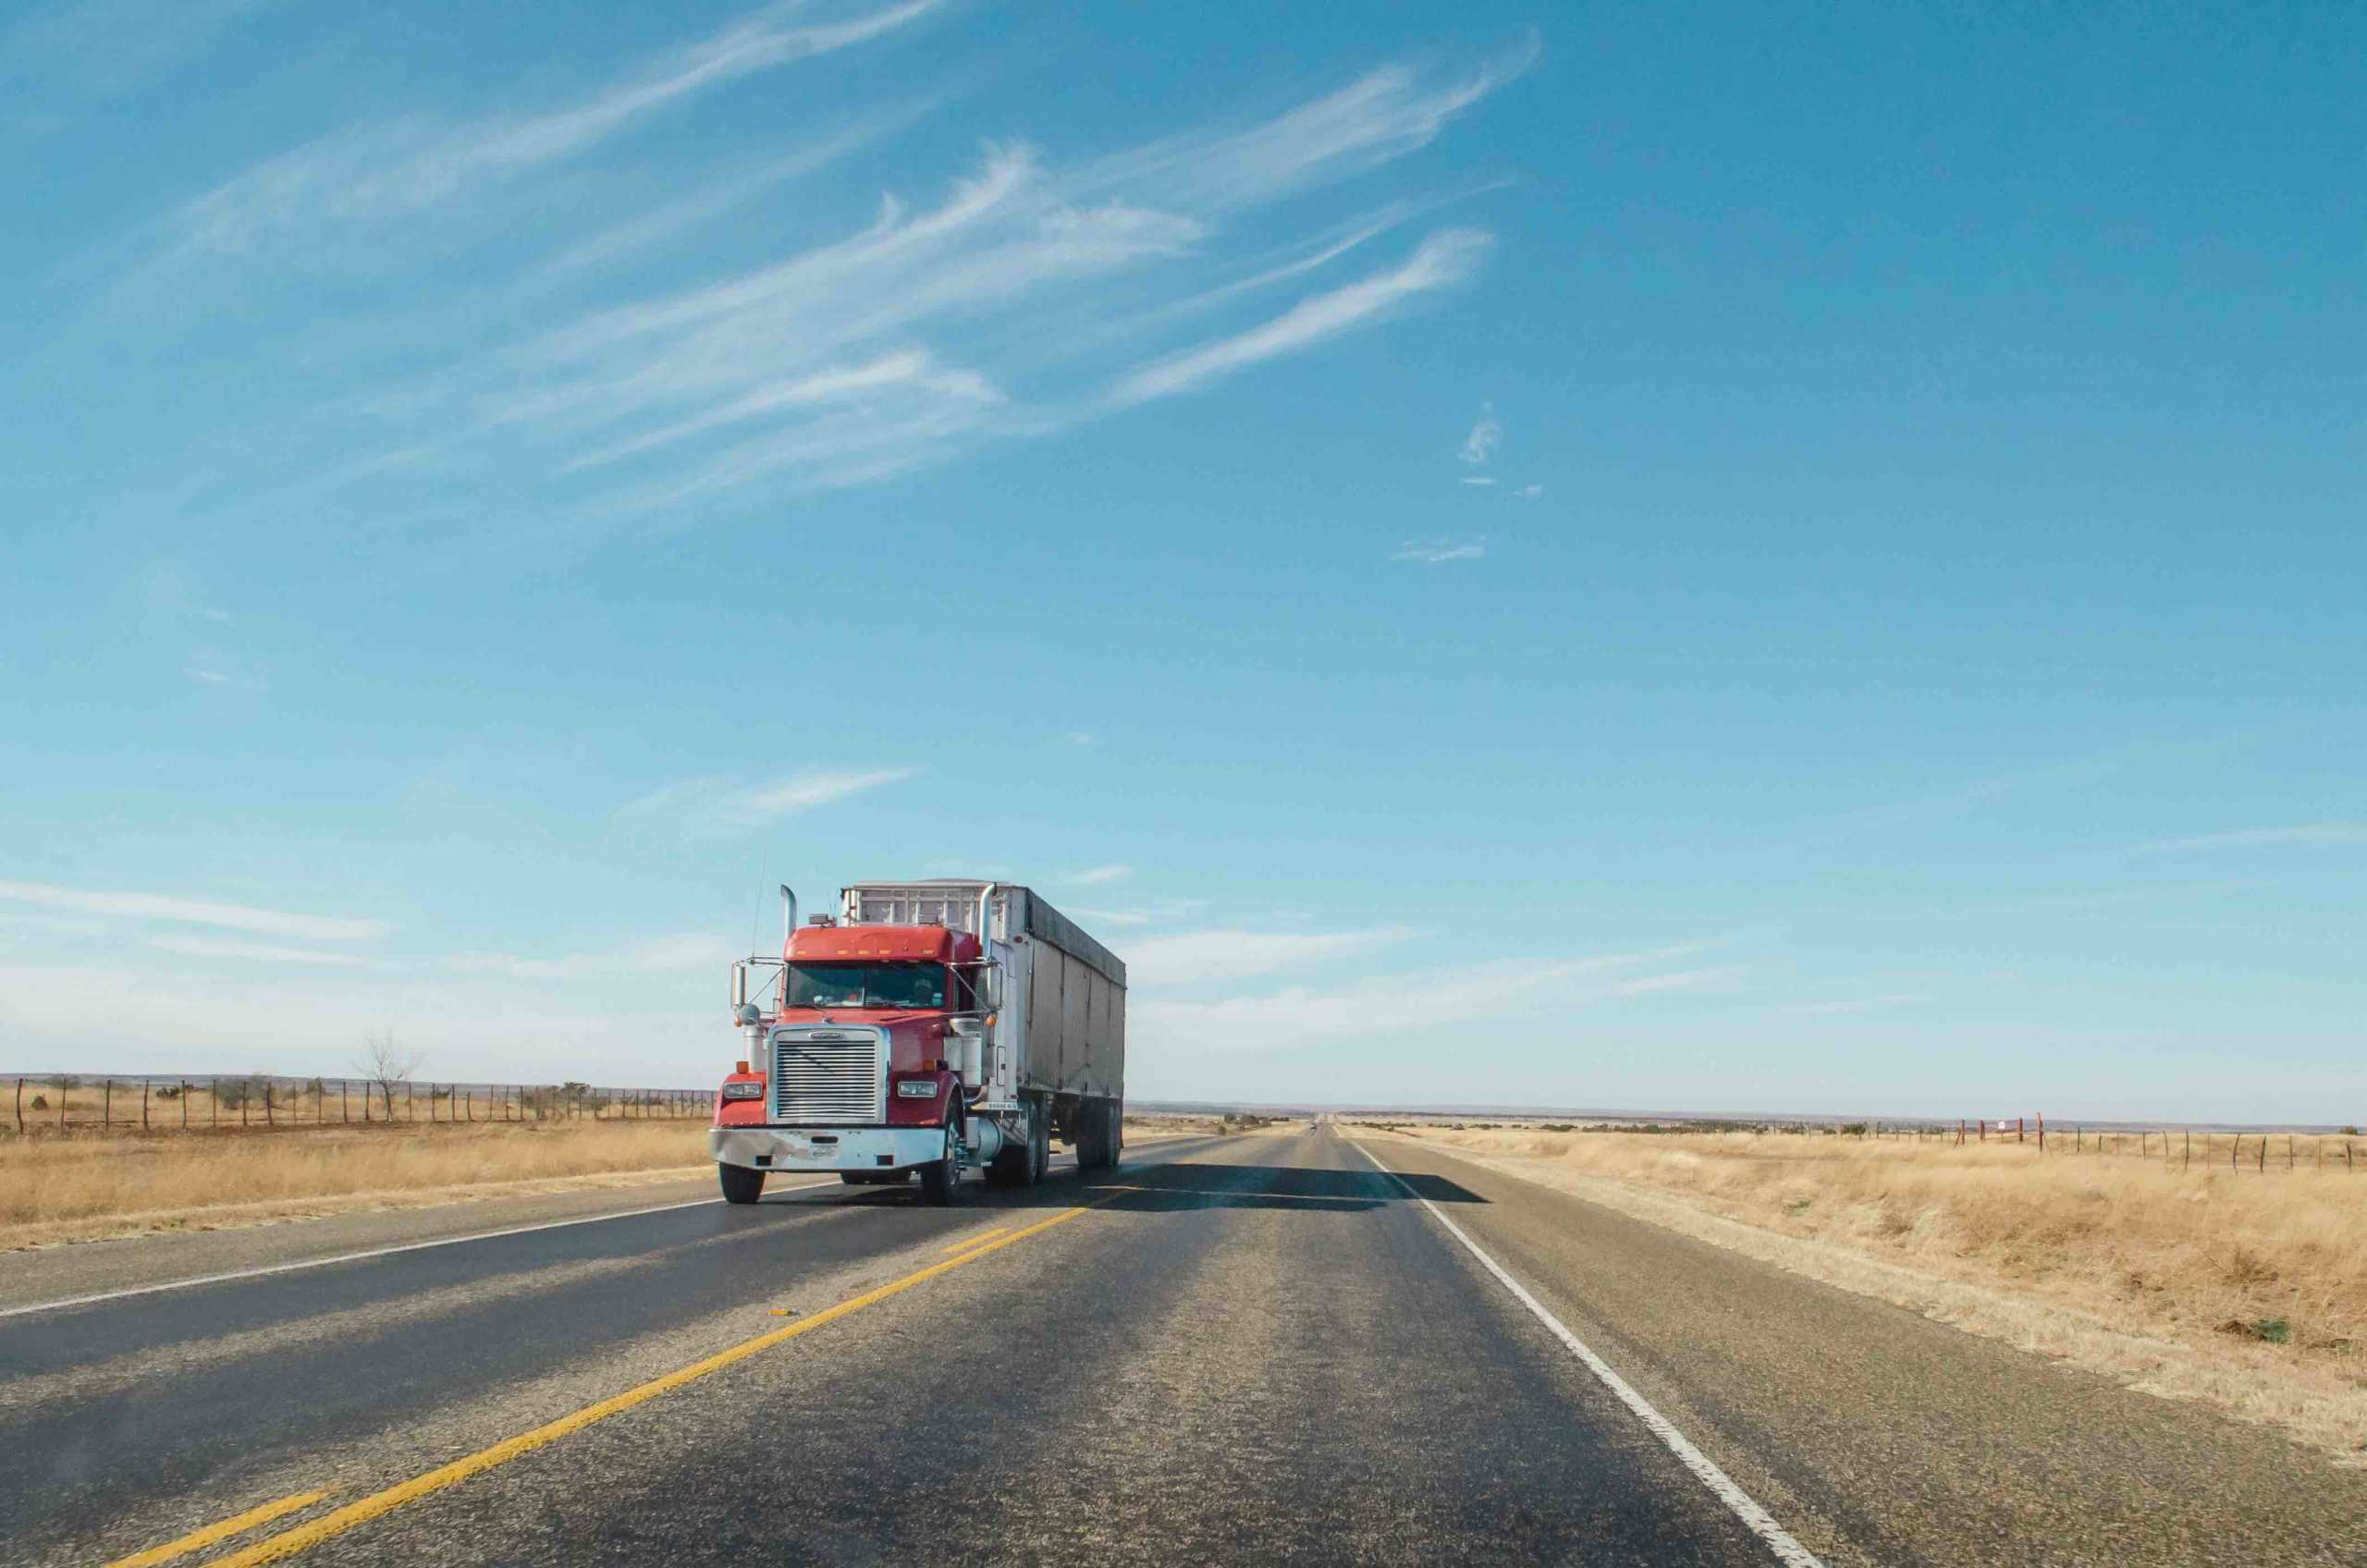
(939, 1226, 1010, 1253)
(108, 1493, 326, 1568)
(202, 1195, 1127, 1566)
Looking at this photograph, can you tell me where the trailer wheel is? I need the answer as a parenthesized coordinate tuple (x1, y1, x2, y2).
(1074, 1099, 1109, 1170)
(1029, 1106, 1050, 1183)
(1076, 1097, 1122, 1170)
(718, 1163, 765, 1205)
(918, 1117, 961, 1207)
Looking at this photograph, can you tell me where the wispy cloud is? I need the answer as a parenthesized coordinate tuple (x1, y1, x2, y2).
(1133, 939, 1716, 1055)
(171, 1, 940, 254)
(147, 933, 370, 967)
(0, 879, 387, 940)
(619, 767, 918, 835)
(1512, 483, 1542, 499)
(1392, 537, 1485, 564)
(1457, 400, 1500, 465)
(1461, 475, 1495, 486)
(446, 932, 717, 982)
(1080, 34, 1538, 212)
(5, 0, 274, 104)
(2144, 823, 2367, 852)
(1109, 229, 1490, 406)
(1125, 926, 1414, 986)
(1613, 965, 1744, 996)
(1782, 991, 1929, 1016)
(1064, 864, 1134, 887)
(1062, 731, 1098, 747)
(186, 648, 266, 690)
(159, 37, 1529, 514)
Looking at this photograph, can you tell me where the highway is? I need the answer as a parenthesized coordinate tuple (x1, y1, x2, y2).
(3, 1127, 2361, 1566)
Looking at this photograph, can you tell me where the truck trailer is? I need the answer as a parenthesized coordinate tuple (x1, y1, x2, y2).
(710, 880, 1127, 1205)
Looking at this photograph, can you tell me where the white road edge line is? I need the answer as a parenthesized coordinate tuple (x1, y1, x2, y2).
(0, 1180, 840, 1321)
(1348, 1139, 1826, 1568)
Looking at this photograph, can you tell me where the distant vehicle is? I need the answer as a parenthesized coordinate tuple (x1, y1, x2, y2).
(711, 881, 1126, 1206)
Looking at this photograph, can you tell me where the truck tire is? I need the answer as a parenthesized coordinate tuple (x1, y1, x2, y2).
(1029, 1108, 1050, 1183)
(985, 1115, 1028, 1188)
(918, 1117, 961, 1207)
(1075, 1098, 1115, 1170)
(718, 1163, 765, 1205)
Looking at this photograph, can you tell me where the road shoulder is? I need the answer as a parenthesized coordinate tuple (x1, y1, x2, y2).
(1361, 1130, 2367, 1568)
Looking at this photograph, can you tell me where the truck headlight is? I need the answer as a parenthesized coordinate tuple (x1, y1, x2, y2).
(720, 1082, 764, 1101)
(894, 1080, 938, 1098)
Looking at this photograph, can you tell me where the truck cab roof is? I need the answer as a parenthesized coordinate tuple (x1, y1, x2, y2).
(784, 924, 979, 964)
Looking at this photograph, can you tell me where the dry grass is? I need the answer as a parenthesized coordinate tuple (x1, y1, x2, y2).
(1124, 1113, 1232, 1138)
(1, 1121, 712, 1249)
(1366, 1124, 2367, 1463)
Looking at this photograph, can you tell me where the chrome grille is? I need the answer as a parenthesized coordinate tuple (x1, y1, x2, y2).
(769, 1029, 886, 1123)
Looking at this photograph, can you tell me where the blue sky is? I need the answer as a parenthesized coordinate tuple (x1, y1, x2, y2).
(3, 2, 2361, 1121)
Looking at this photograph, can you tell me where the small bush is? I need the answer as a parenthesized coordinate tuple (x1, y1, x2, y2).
(2217, 1317, 2291, 1345)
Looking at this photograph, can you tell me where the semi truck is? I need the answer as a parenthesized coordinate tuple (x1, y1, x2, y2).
(710, 879, 1127, 1206)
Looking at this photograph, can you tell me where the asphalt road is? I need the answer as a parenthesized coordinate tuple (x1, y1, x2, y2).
(4, 1127, 2361, 1566)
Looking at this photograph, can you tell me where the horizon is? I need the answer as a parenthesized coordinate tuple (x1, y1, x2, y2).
(5, 3, 2361, 1124)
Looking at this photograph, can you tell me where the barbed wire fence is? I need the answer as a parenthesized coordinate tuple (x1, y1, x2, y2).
(4, 1073, 712, 1135)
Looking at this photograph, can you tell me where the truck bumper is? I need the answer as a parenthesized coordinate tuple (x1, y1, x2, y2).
(710, 1125, 944, 1173)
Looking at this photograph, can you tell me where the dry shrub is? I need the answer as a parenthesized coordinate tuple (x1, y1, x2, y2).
(1383, 1125, 2367, 1459)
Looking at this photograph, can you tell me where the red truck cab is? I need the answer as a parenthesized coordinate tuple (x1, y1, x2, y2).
(711, 915, 988, 1204)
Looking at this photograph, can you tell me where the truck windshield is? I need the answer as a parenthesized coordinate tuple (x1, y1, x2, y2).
(785, 962, 946, 1010)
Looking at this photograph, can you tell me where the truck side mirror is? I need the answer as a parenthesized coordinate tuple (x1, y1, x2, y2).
(979, 962, 1003, 1012)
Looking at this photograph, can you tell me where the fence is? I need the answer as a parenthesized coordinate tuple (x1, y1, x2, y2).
(1375, 1115, 2363, 1174)
(4, 1074, 711, 1135)
(1919, 1115, 2361, 1173)
(1717, 1117, 2361, 1173)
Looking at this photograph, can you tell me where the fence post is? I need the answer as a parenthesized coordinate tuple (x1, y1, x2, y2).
(211, 1077, 218, 1129)
(182, 1079, 190, 1129)
(2287, 1135, 2294, 1170)
(2257, 1137, 2265, 1173)
(142, 1078, 151, 1132)
(104, 1076, 113, 1129)
(2183, 1130, 2189, 1170)
(14, 1075, 21, 1133)
(61, 1077, 69, 1130)
(264, 1080, 275, 1127)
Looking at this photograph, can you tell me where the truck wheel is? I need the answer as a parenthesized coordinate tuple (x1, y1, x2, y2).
(985, 1119, 1027, 1188)
(919, 1118, 961, 1207)
(718, 1163, 765, 1205)
(1076, 1097, 1122, 1170)
(1028, 1108, 1050, 1183)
